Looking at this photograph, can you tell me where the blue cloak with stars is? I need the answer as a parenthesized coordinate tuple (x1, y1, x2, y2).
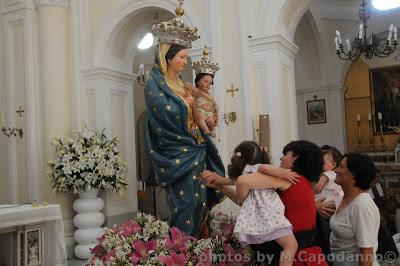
(144, 54, 225, 237)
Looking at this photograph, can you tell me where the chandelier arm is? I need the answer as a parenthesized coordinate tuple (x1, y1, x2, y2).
(350, 50, 362, 61)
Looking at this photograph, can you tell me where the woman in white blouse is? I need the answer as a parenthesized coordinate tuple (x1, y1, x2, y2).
(330, 153, 380, 266)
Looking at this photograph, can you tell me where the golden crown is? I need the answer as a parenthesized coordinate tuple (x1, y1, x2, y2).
(192, 47, 220, 76)
(152, 0, 200, 48)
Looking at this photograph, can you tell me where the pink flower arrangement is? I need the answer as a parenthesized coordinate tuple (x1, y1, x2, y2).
(86, 212, 254, 265)
(86, 212, 211, 266)
(208, 212, 253, 265)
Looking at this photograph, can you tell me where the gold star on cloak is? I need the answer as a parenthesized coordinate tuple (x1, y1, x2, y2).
(160, 168, 165, 173)
(179, 190, 184, 196)
(159, 93, 165, 97)
(183, 147, 188, 152)
(202, 202, 206, 207)
(174, 208, 178, 213)
(186, 219, 191, 225)
(201, 184, 205, 189)
(192, 175, 197, 180)
(166, 105, 171, 111)
(194, 161, 199, 166)
(175, 159, 181, 165)
(195, 192, 199, 198)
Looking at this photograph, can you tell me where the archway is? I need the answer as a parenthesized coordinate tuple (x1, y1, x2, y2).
(89, 0, 207, 73)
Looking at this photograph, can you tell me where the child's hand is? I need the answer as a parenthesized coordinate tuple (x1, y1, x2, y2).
(282, 171, 301, 184)
(316, 197, 336, 219)
(200, 170, 233, 186)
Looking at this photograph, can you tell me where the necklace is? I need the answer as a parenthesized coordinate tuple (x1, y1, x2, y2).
(337, 188, 362, 213)
(166, 74, 184, 87)
(199, 90, 213, 101)
(165, 75, 189, 98)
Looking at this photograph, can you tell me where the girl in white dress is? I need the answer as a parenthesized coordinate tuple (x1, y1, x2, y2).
(203, 141, 299, 266)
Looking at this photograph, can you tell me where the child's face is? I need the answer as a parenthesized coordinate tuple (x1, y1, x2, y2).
(197, 75, 213, 92)
(323, 153, 335, 172)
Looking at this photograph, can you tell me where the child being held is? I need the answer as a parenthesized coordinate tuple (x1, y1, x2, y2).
(204, 141, 299, 266)
(314, 147, 344, 208)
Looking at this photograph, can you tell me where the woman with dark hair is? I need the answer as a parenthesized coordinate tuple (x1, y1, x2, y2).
(192, 47, 220, 137)
(202, 140, 328, 265)
(144, 3, 225, 237)
(330, 153, 380, 266)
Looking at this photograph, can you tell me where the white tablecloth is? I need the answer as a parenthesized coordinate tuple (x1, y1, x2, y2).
(0, 204, 67, 266)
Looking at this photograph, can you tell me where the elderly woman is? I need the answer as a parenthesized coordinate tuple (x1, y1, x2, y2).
(202, 140, 328, 266)
(330, 153, 380, 266)
(145, 2, 225, 237)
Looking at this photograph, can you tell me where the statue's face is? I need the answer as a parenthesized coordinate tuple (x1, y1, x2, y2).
(197, 74, 213, 92)
(168, 48, 188, 74)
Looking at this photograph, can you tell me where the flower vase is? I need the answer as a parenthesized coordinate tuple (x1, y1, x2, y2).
(73, 188, 105, 259)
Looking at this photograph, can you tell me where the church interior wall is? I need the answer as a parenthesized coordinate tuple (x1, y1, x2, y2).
(0, 6, 6, 204)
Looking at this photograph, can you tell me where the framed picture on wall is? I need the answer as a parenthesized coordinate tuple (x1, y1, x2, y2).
(306, 99, 326, 124)
(369, 66, 400, 133)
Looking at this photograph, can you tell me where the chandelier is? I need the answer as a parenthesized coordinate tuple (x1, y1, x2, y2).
(334, 0, 398, 61)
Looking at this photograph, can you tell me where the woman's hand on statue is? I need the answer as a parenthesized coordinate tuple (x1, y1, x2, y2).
(316, 198, 336, 219)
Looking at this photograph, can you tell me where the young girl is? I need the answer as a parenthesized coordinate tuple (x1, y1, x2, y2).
(314, 147, 344, 208)
(203, 141, 298, 266)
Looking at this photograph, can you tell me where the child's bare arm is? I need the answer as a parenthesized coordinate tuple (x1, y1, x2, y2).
(314, 175, 328, 194)
(258, 164, 300, 184)
(236, 177, 251, 204)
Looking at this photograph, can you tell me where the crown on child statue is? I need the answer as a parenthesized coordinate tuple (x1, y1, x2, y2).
(192, 47, 220, 76)
(152, 0, 200, 48)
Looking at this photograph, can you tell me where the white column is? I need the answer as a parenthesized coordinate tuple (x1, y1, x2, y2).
(36, 0, 74, 211)
(1, 0, 43, 203)
(249, 34, 299, 164)
(83, 67, 138, 225)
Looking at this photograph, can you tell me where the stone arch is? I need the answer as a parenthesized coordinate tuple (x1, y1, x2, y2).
(89, 0, 207, 73)
(259, 0, 313, 40)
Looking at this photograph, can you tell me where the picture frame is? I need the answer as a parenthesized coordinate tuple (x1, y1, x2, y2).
(369, 65, 400, 134)
(24, 225, 42, 266)
(306, 99, 326, 124)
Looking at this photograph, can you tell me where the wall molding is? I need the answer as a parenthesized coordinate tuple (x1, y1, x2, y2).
(34, 0, 70, 9)
(83, 67, 135, 86)
(249, 34, 299, 58)
(296, 85, 345, 94)
(1, 0, 35, 15)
